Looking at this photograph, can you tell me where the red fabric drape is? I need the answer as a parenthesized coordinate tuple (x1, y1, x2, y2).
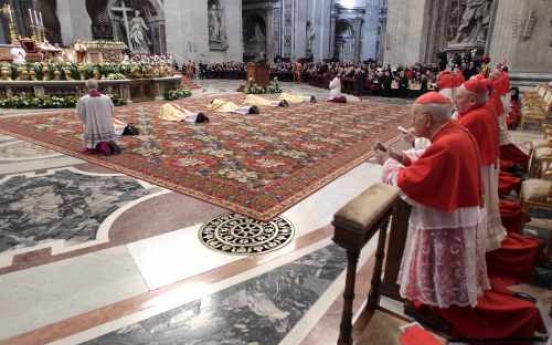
(499, 172, 521, 196)
(432, 289, 546, 341)
(487, 233, 544, 285)
(500, 144, 530, 172)
(499, 199, 526, 234)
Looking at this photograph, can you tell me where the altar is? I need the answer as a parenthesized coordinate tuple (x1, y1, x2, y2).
(0, 75, 183, 104)
(246, 63, 270, 87)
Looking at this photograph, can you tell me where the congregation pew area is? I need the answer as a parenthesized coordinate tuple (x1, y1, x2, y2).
(202, 69, 429, 98)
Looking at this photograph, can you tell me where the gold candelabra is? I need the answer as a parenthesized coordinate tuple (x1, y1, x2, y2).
(28, 8, 45, 43)
(1, 4, 19, 43)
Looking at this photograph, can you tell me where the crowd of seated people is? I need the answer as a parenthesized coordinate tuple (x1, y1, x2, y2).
(189, 52, 491, 99)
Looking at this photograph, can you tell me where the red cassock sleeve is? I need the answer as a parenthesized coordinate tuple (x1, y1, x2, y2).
(458, 106, 499, 166)
(487, 92, 504, 118)
(397, 122, 482, 212)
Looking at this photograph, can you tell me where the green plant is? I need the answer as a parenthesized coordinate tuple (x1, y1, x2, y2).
(243, 77, 281, 95)
(0, 94, 128, 109)
(106, 73, 126, 80)
(163, 87, 192, 101)
(107, 93, 128, 106)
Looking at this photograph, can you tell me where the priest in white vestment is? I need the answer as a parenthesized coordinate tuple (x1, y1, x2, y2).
(76, 79, 117, 150)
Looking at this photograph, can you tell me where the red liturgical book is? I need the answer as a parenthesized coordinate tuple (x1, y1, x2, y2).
(399, 323, 442, 345)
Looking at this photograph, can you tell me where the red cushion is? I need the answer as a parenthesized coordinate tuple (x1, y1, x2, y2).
(431, 289, 546, 340)
(487, 232, 544, 284)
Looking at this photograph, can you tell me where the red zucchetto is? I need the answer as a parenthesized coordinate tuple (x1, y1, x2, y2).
(463, 78, 490, 95)
(414, 91, 452, 105)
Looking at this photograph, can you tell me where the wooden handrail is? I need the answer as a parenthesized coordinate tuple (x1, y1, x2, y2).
(332, 183, 411, 345)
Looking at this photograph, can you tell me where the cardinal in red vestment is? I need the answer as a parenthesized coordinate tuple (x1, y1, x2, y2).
(375, 92, 490, 308)
(456, 78, 507, 251)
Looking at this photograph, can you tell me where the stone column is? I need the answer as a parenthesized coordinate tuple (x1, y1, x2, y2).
(353, 17, 363, 62)
(266, 7, 275, 63)
(488, 0, 552, 85)
(329, 7, 338, 59)
(56, 0, 92, 45)
(384, 0, 427, 66)
(293, 0, 307, 59)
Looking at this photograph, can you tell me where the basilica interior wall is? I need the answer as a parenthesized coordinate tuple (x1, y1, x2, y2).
(489, 0, 552, 76)
(164, 0, 242, 64)
(383, 0, 427, 66)
(57, 0, 92, 45)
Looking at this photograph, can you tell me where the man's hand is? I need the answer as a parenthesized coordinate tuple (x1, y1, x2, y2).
(399, 126, 416, 146)
(373, 142, 389, 165)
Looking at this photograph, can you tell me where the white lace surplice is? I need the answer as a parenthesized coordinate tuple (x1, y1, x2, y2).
(382, 159, 490, 308)
(481, 163, 507, 251)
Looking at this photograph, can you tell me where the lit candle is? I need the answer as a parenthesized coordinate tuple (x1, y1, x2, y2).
(29, 8, 34, 25)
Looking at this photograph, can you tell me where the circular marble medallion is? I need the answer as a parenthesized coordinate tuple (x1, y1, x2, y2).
(199, 213, 295, 255)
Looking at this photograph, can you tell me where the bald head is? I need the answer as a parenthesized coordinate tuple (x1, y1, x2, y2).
(412, 103, 453, 121)
(456, 85, 487, 114)
(85, 79, 98, 91)
(410, 102, 453, 139)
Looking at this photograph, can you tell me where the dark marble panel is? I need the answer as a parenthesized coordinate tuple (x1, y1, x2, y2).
(82, 245, 347, 345)
(0, 169, 150, 253)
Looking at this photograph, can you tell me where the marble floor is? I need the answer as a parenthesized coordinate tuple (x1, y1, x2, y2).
(0, 80, 550, 345)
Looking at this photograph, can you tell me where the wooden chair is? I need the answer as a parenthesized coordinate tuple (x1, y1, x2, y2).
(521, 85, 552, 129)
(520, 178, 552, 259)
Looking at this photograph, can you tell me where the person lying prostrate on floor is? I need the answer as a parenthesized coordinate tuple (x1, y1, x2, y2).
(374, 92, 489, 309)
(209, 98, 259, 115)
(243, 94, 288, 107)
(278, 92, 316, 104)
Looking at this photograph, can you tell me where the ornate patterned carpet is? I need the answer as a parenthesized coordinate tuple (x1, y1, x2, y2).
(0, 95, 411, 220)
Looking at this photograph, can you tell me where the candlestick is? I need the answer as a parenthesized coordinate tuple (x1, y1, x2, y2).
(7, 4, 13, 23)
(29, 8, 33, 25)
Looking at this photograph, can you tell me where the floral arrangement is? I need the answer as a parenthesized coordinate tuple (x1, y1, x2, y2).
(128, 53, 176, 66)
(0, 61, 177, 81)
(163, 87, 192, 101)
(243, 77, 282, 94)
(0, 95, 77, 108)
(106, 73, 126, 80)
(0, 93, 127, 108)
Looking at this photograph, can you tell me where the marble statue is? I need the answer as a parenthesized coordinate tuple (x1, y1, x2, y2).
(452, 0, 492, 44)
(209, 4, 222, 42)
(306, 21, 315, 55)
(129, 10, 151, 53)
(250, 23, 266, 44)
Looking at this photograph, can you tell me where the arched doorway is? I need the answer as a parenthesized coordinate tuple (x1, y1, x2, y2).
(243, 12, 267, 63)
(86, 0, 166, 54)
(35, 0, 62, 43)
(335, 20, 354, 62)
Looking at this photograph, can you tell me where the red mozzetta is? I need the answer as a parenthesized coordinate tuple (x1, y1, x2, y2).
(397, 121, 482, 212)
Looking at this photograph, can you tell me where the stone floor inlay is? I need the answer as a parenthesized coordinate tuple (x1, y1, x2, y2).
(81, 244, 346, 345)
(199, 213, 295, 255)
(0, 168, 151, 254)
